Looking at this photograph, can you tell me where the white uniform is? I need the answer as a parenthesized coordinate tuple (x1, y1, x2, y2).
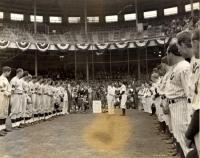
(54, 86, 62, 112)
(159, 67, 173, 130)
(35, 82, 41, 114)
(107, 85, 115, 114)
(29, 81, 37, 115)
(189, 57, 200, 117)
(143, 87, 151, 113)
(62, 89, 69, 114)
(190, 57, 200, 157)
(120, 84, 127, 109)
(40, 84, 45, 114)
(0, 75, 11, 119)
(165, 60, 192, 156)
(43, 84, 49, 114)
(152, 81, 163, 122)
(46, 85, 52, 113)
(10, 76, 23, 120)
(59, 86, 65, 113)
(21, 78, 30, 118)
(138, 86, 145, 110)
(49, 85, 55, 113)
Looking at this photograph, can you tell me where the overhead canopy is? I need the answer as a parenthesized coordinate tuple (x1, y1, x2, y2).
(0, 0, 196, 17)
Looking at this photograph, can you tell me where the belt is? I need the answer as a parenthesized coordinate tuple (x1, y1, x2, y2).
(13, 93, 22, 95)
(168, 99, 177, 104)
(168, 97, 187, 104)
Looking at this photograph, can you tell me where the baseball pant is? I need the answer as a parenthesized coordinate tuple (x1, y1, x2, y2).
(10, 94, 23, 120)
(107, 96, 115, 114)
(169, 98, 192, 156)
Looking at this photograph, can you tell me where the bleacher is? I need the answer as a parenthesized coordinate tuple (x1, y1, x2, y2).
(0, 13, 199, 44)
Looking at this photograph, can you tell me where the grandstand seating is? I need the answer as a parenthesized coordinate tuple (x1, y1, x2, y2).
(0, 13, 199, 44)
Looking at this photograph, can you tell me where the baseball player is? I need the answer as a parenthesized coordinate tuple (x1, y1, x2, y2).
(35, 77, 43, 121)
(20, 71, 29, 127)
(189, 28, 200, 157)
(10, 68, 24, 128)
(159, 57, 174, 136)
(62, 83, 69, 115)
(106, 82, 116, 114)
(29, 76, 37, 123)
(143, 83, 152, 113)
(24, 74, 33, 125)
(177, 31, 200, 121)
(0, 66, 11, 136)
(138, 83, 145, 111)
(166, 39, 192, 157)
(119, 81, 127, 116)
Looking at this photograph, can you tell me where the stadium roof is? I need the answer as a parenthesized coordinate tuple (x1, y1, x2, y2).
(0, 0, 197, 17)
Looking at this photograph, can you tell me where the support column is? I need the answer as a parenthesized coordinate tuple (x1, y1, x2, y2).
(127, 48, 130, 76)
(34, 0, 38, 76)
(92, 45, 95, 80)
(84, 0, 89, 82)
(137, 50, 141, 80)
(35, 51, 38, 76)
(86, 52, 89, 82)
(84, 0, 88, 39)
(109, 50, 112, 74)
(135, 0, 139, 31)
(75, 50, 77, 80)
(190, 0, 194, 17)
(33, 0, 37, 34)
(145, 46, 148, 79)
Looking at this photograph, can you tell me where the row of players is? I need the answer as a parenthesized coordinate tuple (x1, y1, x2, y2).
(0, 69, 70, 136)
(138, 29, 200, 158)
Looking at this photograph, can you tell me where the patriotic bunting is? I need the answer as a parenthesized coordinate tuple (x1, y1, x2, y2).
(95, 43, 110, 50)
(36, 42, 50, 52)
(0, 40, 10, 49)
(75, 44, 90, 50)
(56, 43, 70, 50)
(16, 41, 31, 51)
(155, 37, 171, 45)
(0, 37, 169, 51)
(114, 42, 129, 49)
(135, 40, 148, 47)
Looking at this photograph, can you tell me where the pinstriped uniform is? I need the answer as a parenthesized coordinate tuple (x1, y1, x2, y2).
(159, 67, 173, 129)
(153, 78, 164, 122)
(190, 57, 200, 113)
(190, 58, 200, 157)
(165, 60, 192, 156)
